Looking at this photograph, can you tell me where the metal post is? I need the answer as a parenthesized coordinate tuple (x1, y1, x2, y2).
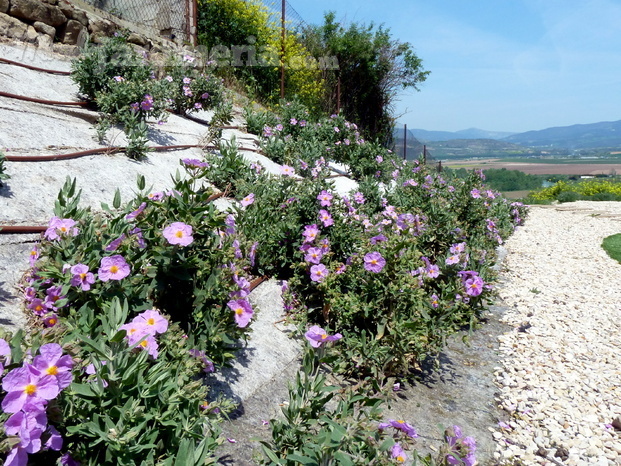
(280, 0, 285, 100)
(336, 72, 341, 114)
(423, 144, 427, 164)
(403, 124, 407, 160)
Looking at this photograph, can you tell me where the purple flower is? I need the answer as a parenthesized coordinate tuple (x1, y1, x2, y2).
(44, 217, 79, 240)
(302, 224, 320, 243)
(140, 94, 154, 112)
(445, 255, 460, 265)
(304, 325, 342, 347)
(125, 202, 147, 220)
(353, 192, 365, 204)
(163, 222, 193, 246)
(70, 264, 95, 291)
(133, 309, 168, 335)
(28, 245, 40, 267)
(317, 190, 333, 207)
(241, 193, 255, 207)
(445, 425, 477, 466)
(32, 344, 73, 390)
(430, 294, 439, 308)
(370, 234, 387, 245)
(470, 188, 481, 199)
(425, 264, 440, 278)
(379, 419, 418, 438)
(310, 264, 329, 282)
(105, 234, 126, 252)
(189, 349, 215, 373)
(290, 118, 297, 125)
(98, 255, 131, 282)
(304, 247, 324, 264)
(391, 443, 407, 463)
(281, 165, 295, 176)
(1, 365, 60, 413)
(28, 299, 47, 316)
(318, 209, 333, 227)
(364, 252, 386, 273)
(43, 313, 59, 327)
(182, 158, 208, 169)
(228, 299, 254, 328)
(464, 277, 484, 296)
(60, 453, 80, 466)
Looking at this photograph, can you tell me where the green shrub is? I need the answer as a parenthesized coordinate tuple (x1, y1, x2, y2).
(0, 151, 9, 187)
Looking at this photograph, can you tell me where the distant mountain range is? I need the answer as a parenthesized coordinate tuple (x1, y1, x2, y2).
(407, 119, 621, 150)
(408, 128, 515, 142)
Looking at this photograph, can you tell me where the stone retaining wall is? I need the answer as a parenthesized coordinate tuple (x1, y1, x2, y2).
(0, 0, 188, 55)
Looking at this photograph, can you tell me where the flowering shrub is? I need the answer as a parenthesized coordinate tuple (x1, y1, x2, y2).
(527, 178, 621, 203)
(0, 151, 9, 187)
(72, 36, 228, 159)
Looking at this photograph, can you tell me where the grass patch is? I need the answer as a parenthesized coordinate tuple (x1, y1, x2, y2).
(603, 233, 621, 264)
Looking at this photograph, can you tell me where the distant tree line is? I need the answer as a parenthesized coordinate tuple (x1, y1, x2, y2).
(448, 168, 566, 192)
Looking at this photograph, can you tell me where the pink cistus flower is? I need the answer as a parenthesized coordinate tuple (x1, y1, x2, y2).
(28, 245, 40, 267)
(182, 158, 208, 169)
(309, 264, 329, 282)
(318, 209, 333, 227)
(44, 217, 79, 241)
(163, 222, 193, 246)
(280, 165, 295, 177)
(391, 443, 408, 463)
(240, 193, 255, 207)
(363, 252, 386, 273)
(70, 264, 95, 291)
(98, 255, 131, 282)
(0, 338, 11, 373)
(125, 202, 147, 221)
(1, 365, 60, 413)
(227, 299, 254, 328)
(378, 419, 418, 438)
(133, 309, 169, 335)
(302, 224, 320, 243)
(304, 325, 342, 348)
(304, 247, 324, 265)
(445, 425, 477, 466)
(32, 343, 73, 390)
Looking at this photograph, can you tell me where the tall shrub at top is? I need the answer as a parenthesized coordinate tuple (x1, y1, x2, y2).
(196, 0, 323, 111)
(301, 12, 430, 145)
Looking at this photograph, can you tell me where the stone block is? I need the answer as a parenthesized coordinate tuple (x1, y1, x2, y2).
(0, 12, 28, 41)
(25, 24, 38, 42)
(52, 42, 79, 56)
(36, 33, 54, 49)
(127, 33, 148, 47)
(58, 2, 88, 27)
(33, 21, 56, 38)
(60, 19, 85, 45)
(41, 0, 59, 5)
(88, 16, 115, 36)
(10, 0, 67, 27)
(0, 0, 8, 14)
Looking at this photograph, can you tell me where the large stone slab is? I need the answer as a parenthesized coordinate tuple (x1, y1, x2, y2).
(10, 0, 67, 26)
(0, 13, 29, 42)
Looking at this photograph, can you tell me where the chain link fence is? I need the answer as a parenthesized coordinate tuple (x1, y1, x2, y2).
(258, 0, 307, 33)
(80, 0, 194, 43)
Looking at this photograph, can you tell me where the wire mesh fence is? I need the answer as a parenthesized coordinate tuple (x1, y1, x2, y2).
(80, 0, 193, 43)
(255, 0, 307, 33)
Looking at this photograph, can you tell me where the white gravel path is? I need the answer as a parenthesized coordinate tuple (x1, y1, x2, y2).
(493, 202, 621, 465)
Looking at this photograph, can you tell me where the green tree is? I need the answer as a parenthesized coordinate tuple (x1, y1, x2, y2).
(301, 12, 429, 144)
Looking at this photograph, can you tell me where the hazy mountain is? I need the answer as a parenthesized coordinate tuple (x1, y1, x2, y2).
(408, 127, 516, 142)
(392, 125, 427, 160)
(502, 120, 621, 149)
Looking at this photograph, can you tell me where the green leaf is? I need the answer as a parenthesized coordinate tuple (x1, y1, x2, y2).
(137, 174, 146, 191)
(285, 453, 316, 465)
(70, 382, 97, 397)
(113, 188, 122, 209)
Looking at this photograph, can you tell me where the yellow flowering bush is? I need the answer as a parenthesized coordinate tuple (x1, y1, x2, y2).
(528, 179, 621, 202)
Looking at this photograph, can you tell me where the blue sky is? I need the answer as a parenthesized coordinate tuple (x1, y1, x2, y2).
(291, 0, 621, 133)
